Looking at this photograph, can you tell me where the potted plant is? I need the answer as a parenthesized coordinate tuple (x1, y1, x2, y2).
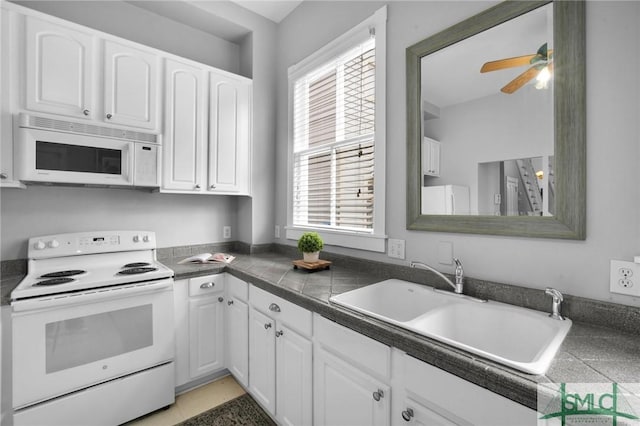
(297, 232, 324, 263)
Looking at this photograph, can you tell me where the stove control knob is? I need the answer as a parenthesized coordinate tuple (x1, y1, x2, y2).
(47, 240, 60, 248)
(34, 240, 46, 250)
(133, 235, 140, 243)
(143, 235, 150, 243)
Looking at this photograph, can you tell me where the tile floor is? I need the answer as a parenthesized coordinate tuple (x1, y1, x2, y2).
(126, 375, 246, 426)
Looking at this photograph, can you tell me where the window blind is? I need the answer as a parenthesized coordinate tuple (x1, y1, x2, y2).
(292, 38, 375, 232)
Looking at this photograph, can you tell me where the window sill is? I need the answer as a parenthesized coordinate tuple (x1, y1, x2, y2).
(285, 226, 386, 253)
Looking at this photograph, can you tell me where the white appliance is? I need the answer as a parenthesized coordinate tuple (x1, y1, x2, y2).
(422, 185, 470, 215)
(16, 113, 160, 187)
(11, 231, 175, 426)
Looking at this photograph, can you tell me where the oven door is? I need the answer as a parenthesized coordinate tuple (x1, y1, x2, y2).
(12, 279, 174, 409)
(18, 127, 134, 186)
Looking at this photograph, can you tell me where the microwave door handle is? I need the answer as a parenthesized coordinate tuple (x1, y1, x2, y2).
(123, 144, 133, 184)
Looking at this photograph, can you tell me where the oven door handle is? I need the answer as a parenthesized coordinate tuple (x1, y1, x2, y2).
(12, 279, 173, 313)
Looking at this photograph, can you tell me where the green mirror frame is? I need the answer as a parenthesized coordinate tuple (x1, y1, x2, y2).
(406, 0, 585, 239)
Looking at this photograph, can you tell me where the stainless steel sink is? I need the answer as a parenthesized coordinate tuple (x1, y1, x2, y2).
(329, 279, 571, 374)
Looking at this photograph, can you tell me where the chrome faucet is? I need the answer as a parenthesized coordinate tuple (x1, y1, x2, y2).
(410, 258, 464, 294)
(545, 287, 565, 320)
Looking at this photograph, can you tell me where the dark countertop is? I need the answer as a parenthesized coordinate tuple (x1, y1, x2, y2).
(3, 251, 639, 411)
(162, 252, 640, 411)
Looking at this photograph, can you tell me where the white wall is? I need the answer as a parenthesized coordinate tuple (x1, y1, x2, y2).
(1, 186, 239, 259)
(274, 1, 640, 307)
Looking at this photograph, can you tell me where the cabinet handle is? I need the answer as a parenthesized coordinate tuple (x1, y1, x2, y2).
(195, 184, 201, 189)
(401, 408, 414, 422)
(372, 390, 384, 401)
(264, 323, 272, 329)
(0, 173, 7, 179)
(210, 184, 216, 189)
(106, 113, 112, 119)
(218, 297, 224, 303)
(269, 303, 281, 312)
(83, 109, 90, 116)
(200, 282, 215, 289)
(275, 330, 284, 337)
(227, 300, 234, 306)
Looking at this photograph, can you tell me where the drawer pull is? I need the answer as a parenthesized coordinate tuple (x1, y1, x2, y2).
(402, 408, 414, 422)
(269, 303, 281, 312)
(264, 322, 272, 330)
(227, 300, 234, 306)
(0, 173, 7, 179)
(372, 390, 384, 401)
(218, 297, 224, 303)
(200, 282, 215, 289)
(106, 113, 112, 119)
(275, 330, 284, 337)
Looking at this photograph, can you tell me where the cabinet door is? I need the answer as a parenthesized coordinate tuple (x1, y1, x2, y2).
(0, 6, 18, 187)
(276, 324, 312, 426)
(24, 16, 94, 119)
(249, 307, 276, 415)
(103, 40, 158, 130)
(163, 58, 207, 191)
(208, 72, 251, 194)
(314, 348, 390, 426)
(422, 138, 440, 177)
(226, 297, 249, 387)
(188, 294, 225, 379)
(173, 279, 190, 387)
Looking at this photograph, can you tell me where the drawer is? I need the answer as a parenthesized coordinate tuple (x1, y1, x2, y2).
(226, 274, 249, 301)
(249, 285, 312, 337)
(189, 274, 224, 297)
(314, 314, 391, 380)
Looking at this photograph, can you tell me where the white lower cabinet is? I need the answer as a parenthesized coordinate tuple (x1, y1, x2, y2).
(176, 276, 536, 426)
(225, 274, 249, 387)
(315, 347, 390, 426)
(392, 349, 536, 426)
(248, 285, 312, 425)
(174, 275, 225, 387)
(313, 314, 391, 426)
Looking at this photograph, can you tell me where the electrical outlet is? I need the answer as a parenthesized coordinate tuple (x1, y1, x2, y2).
(275, 225, 280, 239)
(610, 260, 640, 296)
(388, 239, 405, 259)
(223, 226, 231, 239)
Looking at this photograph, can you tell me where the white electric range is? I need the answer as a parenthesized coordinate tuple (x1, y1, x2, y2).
(11, 231, 176, 426)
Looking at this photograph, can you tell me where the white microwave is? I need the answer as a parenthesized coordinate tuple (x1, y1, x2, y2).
(16, 114, 160, 188)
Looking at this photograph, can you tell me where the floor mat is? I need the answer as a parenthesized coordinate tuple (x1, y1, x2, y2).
(177, 393, 276, 426)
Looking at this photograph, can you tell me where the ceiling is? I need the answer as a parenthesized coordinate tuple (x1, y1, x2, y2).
(127, 0, 303, 43)
(229, 0, 303, 23)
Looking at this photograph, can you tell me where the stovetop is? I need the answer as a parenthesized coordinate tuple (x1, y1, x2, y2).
(11, 231, 174, 300)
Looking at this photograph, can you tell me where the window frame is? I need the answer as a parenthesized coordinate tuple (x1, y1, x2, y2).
(286, 6, 387, 253)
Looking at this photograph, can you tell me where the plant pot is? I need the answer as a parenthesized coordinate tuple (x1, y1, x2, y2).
(303, 251, 320, 263)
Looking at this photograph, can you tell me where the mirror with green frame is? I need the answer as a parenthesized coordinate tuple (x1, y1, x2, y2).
(406, 0, 585, 239)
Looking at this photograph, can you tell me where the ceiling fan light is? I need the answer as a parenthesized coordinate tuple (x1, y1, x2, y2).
(535, 66, 551, 90)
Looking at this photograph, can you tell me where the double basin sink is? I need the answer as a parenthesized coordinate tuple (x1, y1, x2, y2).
(329, 279, 571, 375)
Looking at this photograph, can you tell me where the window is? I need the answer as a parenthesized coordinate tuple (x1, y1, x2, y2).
(287, 7, 387, 252)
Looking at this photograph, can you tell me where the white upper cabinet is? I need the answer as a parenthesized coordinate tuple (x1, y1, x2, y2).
(103, 40, 158, 130)
(208, 73, 251, 194)
(161, 68, 252, 195)
(422, 137, 441, 177)
(162, 58, 207, 191)
(24, 16, 94, 120)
